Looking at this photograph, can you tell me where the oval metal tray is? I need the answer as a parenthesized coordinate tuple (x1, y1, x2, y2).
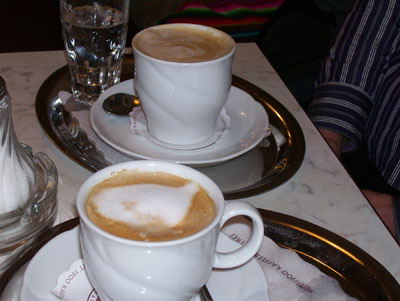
(35, 55, 305, 199)
(0, 209, 398, 299)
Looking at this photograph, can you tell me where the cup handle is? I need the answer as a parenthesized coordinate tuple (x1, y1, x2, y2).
(213, 201, 264, 269)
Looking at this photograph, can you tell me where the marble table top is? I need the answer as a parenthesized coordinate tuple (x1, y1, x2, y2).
(0, 43, 399, 283)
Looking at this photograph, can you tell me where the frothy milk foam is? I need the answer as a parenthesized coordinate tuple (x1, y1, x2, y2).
(133, 24, 234, 63)
(94, 182, 198, 227)
(86, 171, 216, 241)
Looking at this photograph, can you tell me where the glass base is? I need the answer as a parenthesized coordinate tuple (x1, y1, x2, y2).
(0, 145, 58, 254)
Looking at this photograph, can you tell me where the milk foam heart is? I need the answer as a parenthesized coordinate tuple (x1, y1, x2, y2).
(85, 170, 216, 242)
(93, 182, 199, 227)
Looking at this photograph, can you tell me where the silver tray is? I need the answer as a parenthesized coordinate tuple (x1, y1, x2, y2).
(1, 209, 399, 299)
(35, 55, 305, 199)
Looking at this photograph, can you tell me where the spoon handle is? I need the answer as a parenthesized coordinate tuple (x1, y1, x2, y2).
(199, 285, 214, 301)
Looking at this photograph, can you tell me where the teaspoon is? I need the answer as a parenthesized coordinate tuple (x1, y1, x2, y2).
(102, 93, 140, 116)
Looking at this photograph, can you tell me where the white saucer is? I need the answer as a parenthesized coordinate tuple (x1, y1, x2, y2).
(20, 226, 269, 301)
(90, 80, 269, 166)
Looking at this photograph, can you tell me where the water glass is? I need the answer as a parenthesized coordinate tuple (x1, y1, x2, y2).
(59, 0, 129, 103)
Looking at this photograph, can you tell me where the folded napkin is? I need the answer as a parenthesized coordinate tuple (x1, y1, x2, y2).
(221, 217, 357, 301)
(51, 259, 98, 301)
(51, 217, 356, 301)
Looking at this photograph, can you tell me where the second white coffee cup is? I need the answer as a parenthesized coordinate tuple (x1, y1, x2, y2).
(76, 160, 263, 300)
(132, 23, 236, 145)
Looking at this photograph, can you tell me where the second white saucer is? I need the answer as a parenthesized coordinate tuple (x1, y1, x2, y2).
(90, 79, 269, 166)
(20, 226, 269, 300)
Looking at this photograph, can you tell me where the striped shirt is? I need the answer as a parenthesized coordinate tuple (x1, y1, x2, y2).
(309, 0, 400, 190)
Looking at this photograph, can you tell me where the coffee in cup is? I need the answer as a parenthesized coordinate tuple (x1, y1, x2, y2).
(132, 24, 236, 145)
(85, 170, 216, 241)
(77, 161, 263, 300)
(133, 24, 234, 63)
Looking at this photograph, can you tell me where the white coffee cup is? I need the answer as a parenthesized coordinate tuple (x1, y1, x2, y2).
(76, 160, 264, 300)
(132, 24, 236, 145)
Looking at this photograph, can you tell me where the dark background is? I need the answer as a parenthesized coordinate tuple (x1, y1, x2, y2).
(1, 1, 64, 52)
(0, 0, 138, 53)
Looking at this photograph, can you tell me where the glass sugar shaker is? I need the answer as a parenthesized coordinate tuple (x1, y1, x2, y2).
(0, 76, 36, 214)
(0, 76, 58, 256)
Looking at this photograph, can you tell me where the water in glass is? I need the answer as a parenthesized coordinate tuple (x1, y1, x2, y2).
(61, 4, 128, 102)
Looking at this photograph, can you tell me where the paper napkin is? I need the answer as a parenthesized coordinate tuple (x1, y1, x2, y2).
(221, 217, 357, 301)
(51, 259, 98, 301)
(128, 106, 231, 150)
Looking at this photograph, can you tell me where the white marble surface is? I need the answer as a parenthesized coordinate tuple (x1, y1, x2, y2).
(0, 44, 399, 284)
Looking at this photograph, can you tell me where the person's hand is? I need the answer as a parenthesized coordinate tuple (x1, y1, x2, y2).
(319, 129, 345, 157)
(363, 189, 396, 237)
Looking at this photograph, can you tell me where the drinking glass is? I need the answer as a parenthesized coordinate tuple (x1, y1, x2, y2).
(60, 0, 129, 103)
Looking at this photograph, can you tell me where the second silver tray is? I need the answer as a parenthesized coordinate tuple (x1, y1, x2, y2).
(35, 55, 305, 199)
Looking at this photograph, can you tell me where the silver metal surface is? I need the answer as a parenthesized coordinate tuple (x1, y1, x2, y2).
(48, 94, 111, 171)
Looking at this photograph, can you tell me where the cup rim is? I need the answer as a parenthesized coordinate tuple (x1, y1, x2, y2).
(76, 160, 225, 247)
(131, 23, 236, 66)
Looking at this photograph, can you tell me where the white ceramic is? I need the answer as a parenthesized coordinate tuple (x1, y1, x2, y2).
(18, 226, 269, 301)
(132, 24, 236, 145)
(90, 79, 269, 166)
(76, 160, 264, 300)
